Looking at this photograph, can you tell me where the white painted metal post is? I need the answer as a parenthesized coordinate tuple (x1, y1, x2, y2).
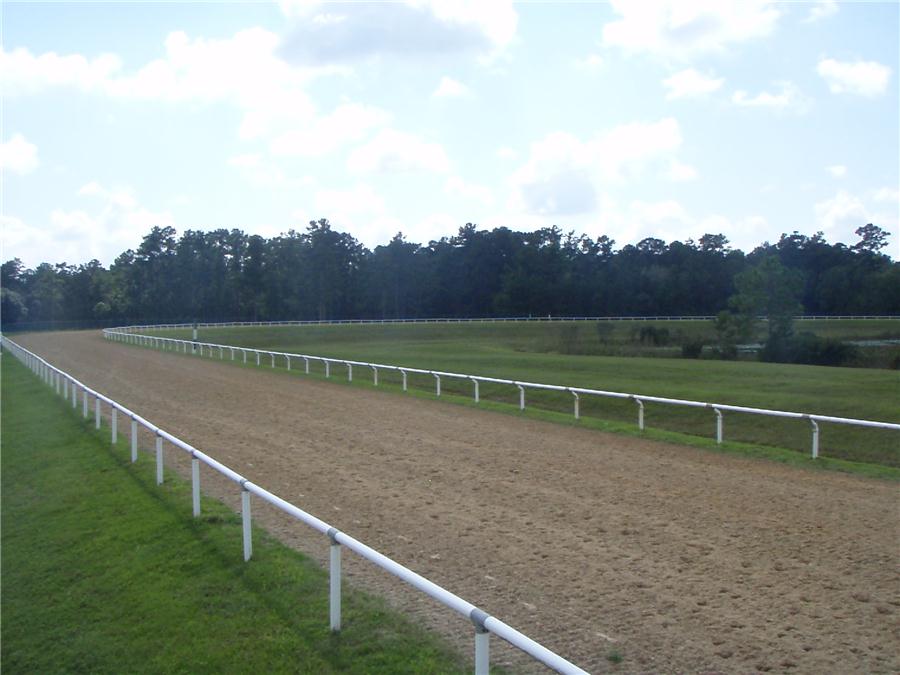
(63, 376, 68, 401)
(304, 357, 310, 374)
(270, 353, 275, 368)
(256, 352, 260, 366)
(230, 348, 235, 361)
(72, 381, 77, 408)
(241, 487, 253, 561)
(56, 372, 61, 395)
(401, 369, 408, 391)
(111, 407, 118, 443)
(517, 385, 525, 411)
(346, 363, 352, 382)
(474, 628, 490, 675)
(329, 531, 342, 631)
(572, 391, 580, 420)
(82, 387, 89, 418)
(472, 378, 479, 403)
(243, 349, 247, 364)
(130, 418, 138, 463)
(811, 419, 819, 459)
(635, 398, 645, 430)
(192, 457, 201, 517)
(219, 346, 224, 359)
(372, 366, 378, 386)
(714, 408, 723, 445)
(155, 434, 164, 484)
(325, 361, 331, 378)
(94, 396, 101, 430)
(286, 356, 291, 371)
(434, 374, 441, 396)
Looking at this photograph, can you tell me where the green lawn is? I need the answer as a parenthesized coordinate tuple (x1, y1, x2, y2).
(1, 352, 467, 674)
(148, 321, 900, 467)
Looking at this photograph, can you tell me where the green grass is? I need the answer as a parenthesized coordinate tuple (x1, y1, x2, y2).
(0, 352, 468, 674)
(146, 320, 900, 468)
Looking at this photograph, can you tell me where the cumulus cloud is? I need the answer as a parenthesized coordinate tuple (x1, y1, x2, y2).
(277, 0, 517, 63)
(574, 53, 604, 69)
(444, 176, 494, 205)
(602, 0, 781, 61)
(270, 103, 391, 156)
(1, 183, 173, 267)
(814, 189, 898, 245)
(433, 76, 470, 98)
(816, 57, 891, 97)
(0, 133, 39, 174)
(510, 118, 686, 216)
(805, 1, 838, 23)
(663, 68, 724, 99)
(347, 129, 450, 174)
(826, 164, 847, 178)
(732, 81, 808, 111)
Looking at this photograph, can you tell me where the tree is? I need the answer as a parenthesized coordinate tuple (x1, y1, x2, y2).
(852, 223, 890, 254)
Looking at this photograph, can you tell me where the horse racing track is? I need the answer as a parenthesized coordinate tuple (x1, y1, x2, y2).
(17, 331, 899, 673)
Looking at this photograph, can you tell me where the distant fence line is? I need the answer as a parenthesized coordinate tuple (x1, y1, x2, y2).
(1, 335, 587, 675)
(104, 326, 900, 460)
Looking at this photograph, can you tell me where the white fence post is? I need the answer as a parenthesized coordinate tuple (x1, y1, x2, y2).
(401, 369, 408, 391)
(372, 366, 378, 386)
(635, 397, 645, 431)
(241, 485, 253, 561)
(471, 378, 479, 403)
(286, 356, 291, 371)
(328, 528, 342, 631)
(256, 351, 260, 366)
(325, 361, 330, 378)
(220, 346, 224, 359)
(82, 387, 88, 418)
(94, 396, 101, 430)
(304, 357, 310, 374)
(191, 456, 201, 517)
(131, 418, 138, 463)
(517, 384, 525, 411)
(72, 381, 78, 409)
(471, 610, 491, 675)
(811, 419, 820, 459)
(571, 390, 580, 420)
(346, 363, 352, 382)
(714, 408, 723, 445)
(434, 374, 441, 397)
(111, 407, 118, 443)
(270, 353, 275, 368)
(155, 434, 164, 485)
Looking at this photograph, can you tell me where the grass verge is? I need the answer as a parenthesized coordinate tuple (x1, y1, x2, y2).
(0, 351, 467, 674)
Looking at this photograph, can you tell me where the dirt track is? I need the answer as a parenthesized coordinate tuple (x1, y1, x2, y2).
(15, 331, 900, 674)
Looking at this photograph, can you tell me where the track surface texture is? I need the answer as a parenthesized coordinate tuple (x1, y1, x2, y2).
(17, 332, 900, 674)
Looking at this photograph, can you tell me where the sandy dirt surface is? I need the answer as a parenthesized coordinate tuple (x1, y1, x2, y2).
(14, 331, 900, 674)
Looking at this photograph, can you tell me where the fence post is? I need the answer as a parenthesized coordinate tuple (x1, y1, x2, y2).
(72, 381, 78, 408)
(810, 419, 819, 459)
(111, 407, 118, 443)
(191, 456, 201, 517)
(635, 397, 645, 431)
(231, 348, 235, 361)
(517, 384, 525, 411)
(94, 396, 101, 430)
(401, 369, 408, 391)
(346, 363, 352, 382)
(434, 374, 441, 397)
(714, 408, 723, 445)
(241, 484, 253, 561)
(256, 352, 260, 367)
(328, 528, 342, 631)
(304, 357, 310, 374)
(471, 609, 490, 675)
(220, 346, 224, 359)
(571, 390, 580, 420)
(271, 353, 275, 368)
(286, 356, 291, 371)
(82, 387, 88, 417)
(243, 350, 247, 364)
(325, 361, 330, 378)
(471, 377, 479, 403)
(155, 434, 164, 485)
(131, 417, 138, 463)
(372, 366, 378, 386)
(63, 376, 68, 401)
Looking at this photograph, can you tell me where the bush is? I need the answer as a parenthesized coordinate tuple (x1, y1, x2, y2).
(759, 332, 858, 367)
(681, 340, 704, 359)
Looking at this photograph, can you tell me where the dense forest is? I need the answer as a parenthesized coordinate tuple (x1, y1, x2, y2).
(1, 220, 897, 329)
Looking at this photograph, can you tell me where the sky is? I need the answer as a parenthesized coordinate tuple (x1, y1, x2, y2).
(1, 0, 898, 269)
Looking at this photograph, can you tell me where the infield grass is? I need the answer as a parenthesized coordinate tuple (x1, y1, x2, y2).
(0, 352, 468, 674)
(148, 320, 900, 469)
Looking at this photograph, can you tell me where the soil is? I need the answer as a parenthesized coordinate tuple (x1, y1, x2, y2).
(15, 331, 900, 674)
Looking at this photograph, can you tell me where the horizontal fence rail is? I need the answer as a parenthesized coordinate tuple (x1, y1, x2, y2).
(110, 314, 900, 333)
(104, 326, 900, 460)
(1, 336, 587, 675)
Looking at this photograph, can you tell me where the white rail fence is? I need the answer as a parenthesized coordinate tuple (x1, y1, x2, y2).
(105, 327, 900, 460)
(1, 336, 587, 675)
(114, 314, 900, 332)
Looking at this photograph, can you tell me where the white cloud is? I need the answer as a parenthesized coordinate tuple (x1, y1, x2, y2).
(872, 187, 899, 203)
(510, 118, 685, 216)
(814, 189, 898, 245)
(667, 159, 698, 181)
(602, 0, 781, 61)
(270, 103, 390, 156)
(497, 146, 518, 160)
(305, 183, 403, 247)
(732, 81, 807, 111)
(278, 0, 517, 63)
(444, 176, 494, 205)
(347, 129, 450, 174)
(433, 76, 470, 98)
(574, 53, 604, 69)
(816, 57, 891, 97)
(826, 164, 847, 178)
(663, 68, 724, 99)
(0, 134, 39, 174)
(805, 1, 838, 23)
(0, 184, 173, 267)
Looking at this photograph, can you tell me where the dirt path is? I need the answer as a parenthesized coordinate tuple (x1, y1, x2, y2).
(15, 331, 900, 674)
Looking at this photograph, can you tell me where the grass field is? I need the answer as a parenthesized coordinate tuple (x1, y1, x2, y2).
(0, 352, 466, 674)
(147, 320, 900, 468)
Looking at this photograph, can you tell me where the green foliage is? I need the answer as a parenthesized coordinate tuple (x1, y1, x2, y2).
(1, 354, 465, 673)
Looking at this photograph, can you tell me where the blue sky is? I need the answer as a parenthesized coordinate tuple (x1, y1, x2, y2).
(2, 0, 898, 268)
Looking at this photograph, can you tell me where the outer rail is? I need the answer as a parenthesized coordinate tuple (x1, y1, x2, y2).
(1, 336, 587, 675)
(105, 328, 900, 459)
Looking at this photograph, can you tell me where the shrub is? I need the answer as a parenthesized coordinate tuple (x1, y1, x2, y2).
(681, 340, 704, 359)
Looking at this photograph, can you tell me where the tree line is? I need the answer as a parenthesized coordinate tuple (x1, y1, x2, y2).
(1, 220, 897, 329)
